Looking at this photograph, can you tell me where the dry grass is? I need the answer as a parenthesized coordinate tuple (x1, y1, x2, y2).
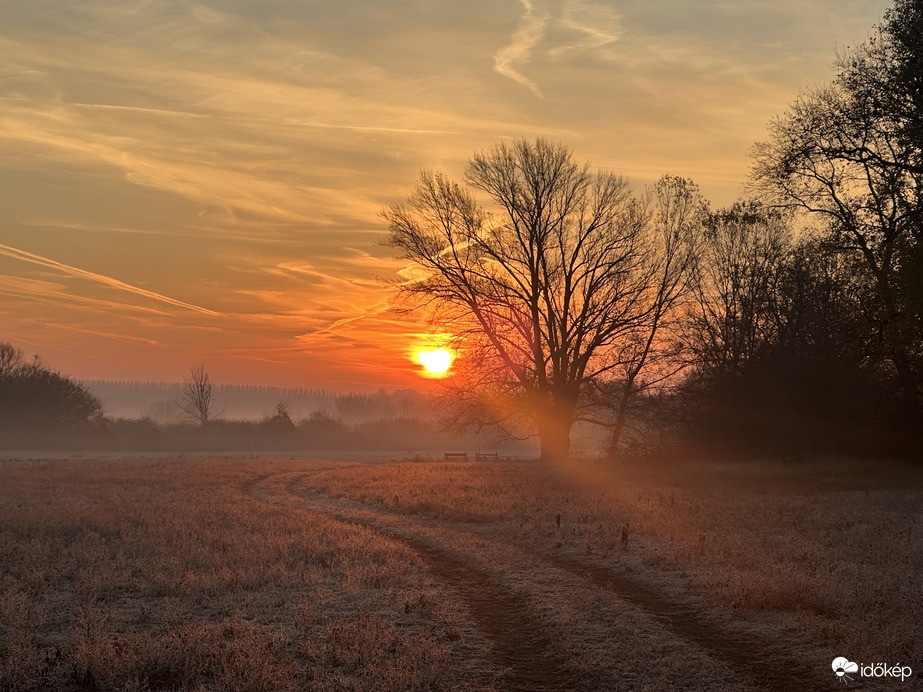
(310, 455, 923, 669)
(3, 453, 920, 691)
(0, 457, 494, 691)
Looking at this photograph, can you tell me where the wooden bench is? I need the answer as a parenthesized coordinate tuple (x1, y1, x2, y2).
(443, 452, 468, 461)
(475, 452, 498, 461)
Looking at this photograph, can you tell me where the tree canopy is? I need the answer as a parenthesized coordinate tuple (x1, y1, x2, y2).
(385, 139, 702, 460)
(0, 342, 103, 444)
(750, 1, 923, 416)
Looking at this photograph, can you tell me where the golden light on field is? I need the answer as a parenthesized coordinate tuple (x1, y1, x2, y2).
(417, 349, 453, 376)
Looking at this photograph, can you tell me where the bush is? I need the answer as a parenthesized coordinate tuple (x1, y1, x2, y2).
(0, 342, 103, 447)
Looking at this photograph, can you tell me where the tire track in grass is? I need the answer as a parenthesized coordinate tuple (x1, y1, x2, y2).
(546, 554, 819, 691)
(249, 472, 578, 692)
(391, 531, 577, 691)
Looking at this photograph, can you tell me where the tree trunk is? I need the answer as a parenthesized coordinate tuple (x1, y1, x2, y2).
(537, 408, 574, 463)
(607, 415, 627, 461)
(606, 382, 634, 461)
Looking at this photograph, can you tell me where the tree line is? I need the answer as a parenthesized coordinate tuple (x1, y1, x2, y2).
(86, 379, 438, 423)
(386, 0, 922, 461)
(0, 350, 471, 450)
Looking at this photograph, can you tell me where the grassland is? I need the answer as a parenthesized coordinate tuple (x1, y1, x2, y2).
(1, 453, 920, 690)
(0, 456, 497, 691)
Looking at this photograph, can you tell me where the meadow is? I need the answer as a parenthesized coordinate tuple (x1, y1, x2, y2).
(0, 453, 920, 690)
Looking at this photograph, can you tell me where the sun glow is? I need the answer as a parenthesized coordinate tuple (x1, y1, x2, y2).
(417, 349, 453, 375)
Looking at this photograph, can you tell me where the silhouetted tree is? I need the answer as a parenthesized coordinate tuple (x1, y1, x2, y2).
(0, 342, 103, 443)
(298, 411, 348, 447)
(385, 139, 699, 461)
(677, 221, 917, 456)
(597, 175, 706, 458)
(178, 364, 217, 426)
(834, 0, 923, 176)
(0, 341, 21, 376)
(686, 201, 791, 376)
(751, 0, 923, 412)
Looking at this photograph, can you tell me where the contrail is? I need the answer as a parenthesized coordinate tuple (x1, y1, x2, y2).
(493, 0, 547, 98)
(288, 119, 460, 135)
(300, 314, 368, 340)
(4, 334, 135, 366)
(71, 102, 213, 118)
(0, 242, 224, 318)
(555, 0, 623, 55)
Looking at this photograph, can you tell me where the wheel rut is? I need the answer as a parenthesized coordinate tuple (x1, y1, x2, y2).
(249, 472, 577, 691)
(546, 554, 817, 691)
(389, 530, 576, 691)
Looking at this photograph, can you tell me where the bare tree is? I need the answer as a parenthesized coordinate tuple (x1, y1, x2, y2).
(686, 201, 791, 376)
(823, 2, 923, 177)
(0, 341, 21, 376)
(751, 45, 922, 407)
(179, 364, 216, 426)
(385, 139, 699, 461)
(595, 175, 706, 458)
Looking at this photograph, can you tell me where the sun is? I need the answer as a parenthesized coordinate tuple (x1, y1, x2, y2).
(417, 349, 453, 375)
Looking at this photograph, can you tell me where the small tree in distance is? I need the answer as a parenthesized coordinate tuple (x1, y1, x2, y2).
(178, 364, 218, 426)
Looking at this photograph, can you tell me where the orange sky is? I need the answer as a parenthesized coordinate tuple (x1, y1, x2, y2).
(0, 0, 891, 390)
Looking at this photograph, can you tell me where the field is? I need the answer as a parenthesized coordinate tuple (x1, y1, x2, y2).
(0, 454, 920, 691)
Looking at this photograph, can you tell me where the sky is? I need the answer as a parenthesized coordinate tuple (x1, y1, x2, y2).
(0, 0, 893, 391)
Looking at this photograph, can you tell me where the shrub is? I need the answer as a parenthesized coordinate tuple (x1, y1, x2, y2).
(0, 342, 103, 446)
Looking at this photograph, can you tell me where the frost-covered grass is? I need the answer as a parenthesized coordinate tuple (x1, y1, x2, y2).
(0, 457, 489, 691)
(2, 454, 920, 691)
(310, 455, 923, 667)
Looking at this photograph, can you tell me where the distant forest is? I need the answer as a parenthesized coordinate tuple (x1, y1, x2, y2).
(0, 343, 508, 452)
(84, 380, 437, 424)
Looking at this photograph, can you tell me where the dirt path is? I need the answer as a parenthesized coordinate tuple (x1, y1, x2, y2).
(546, 554, 816, 691)
(250, 469, 576, 691)
(248, 469, 823, 691)
(381, 528, 576, 691)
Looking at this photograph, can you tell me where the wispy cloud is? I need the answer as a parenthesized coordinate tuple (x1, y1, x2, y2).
(550, 0, 623, 59)
(0, 275, 169, 316)
(493, 0, 548, 98)
(71, 103, 213, 118)
(0, 0, 893, 387)
(0, 243, 224, 317)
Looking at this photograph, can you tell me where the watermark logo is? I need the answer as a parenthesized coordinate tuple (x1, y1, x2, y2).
(832, 657, 913, 683)
(832, 657, 858, 682)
